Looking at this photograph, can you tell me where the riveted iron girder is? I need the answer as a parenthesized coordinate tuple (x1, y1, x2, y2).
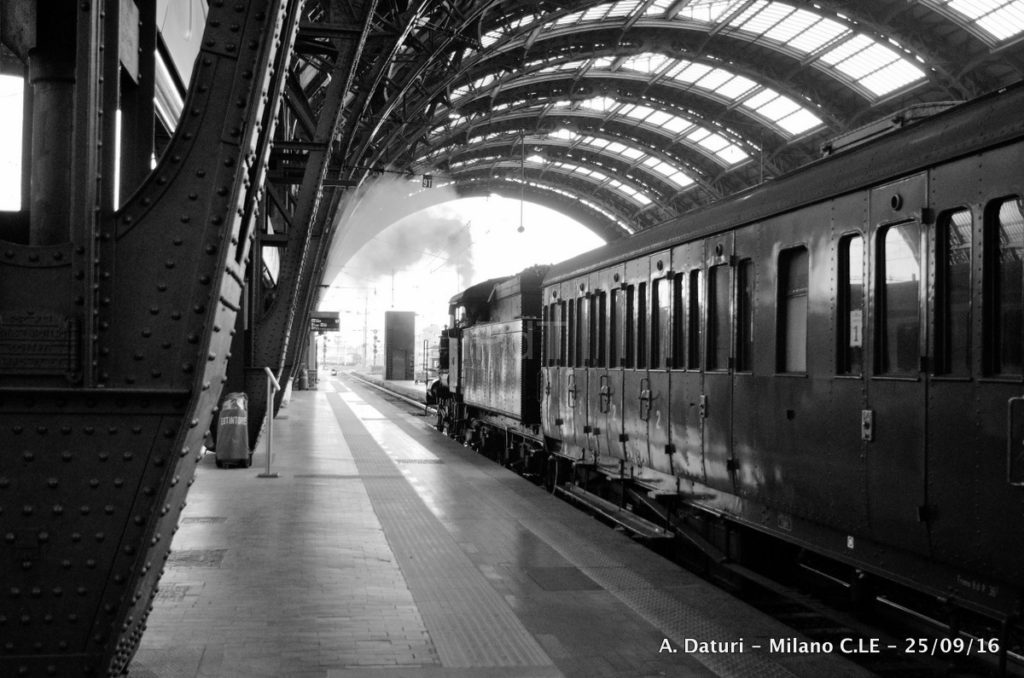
(0, 1, 304, 675)
(246, 0, 379, 440)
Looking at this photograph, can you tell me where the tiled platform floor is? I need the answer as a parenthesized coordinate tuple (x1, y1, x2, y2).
(128, 374, 873, 678)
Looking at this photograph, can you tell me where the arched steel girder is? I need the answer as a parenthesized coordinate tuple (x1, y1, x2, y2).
(454, 180, 629, 242)
(434, 133, 714, 213)
(373, 34, 843, 176)
(807, 0, 1024, 101)
(452, 164, 663, 230)
(412, 107, 754, 205)
(447, 135, 682, 195)
(338, 2, 495, 183)
(411, 75, 810, 178)
(467, 0, 993, 104)
(458, 24, 872, 118)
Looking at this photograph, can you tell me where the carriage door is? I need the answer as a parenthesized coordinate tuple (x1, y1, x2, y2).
(702, 234, 735, 493)
(866, 175, 929, 552)
(669, 242, 707, 481)
(541, 289, 564, 447)
(560, 280, 584, 459)
(622, 257, 651, 472)
(570, 279, 590, 459)
(587, 267, 622, 467)
(646, 252, 674, 478)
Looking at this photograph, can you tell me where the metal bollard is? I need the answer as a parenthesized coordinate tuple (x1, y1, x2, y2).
(258, 366, 281, 479)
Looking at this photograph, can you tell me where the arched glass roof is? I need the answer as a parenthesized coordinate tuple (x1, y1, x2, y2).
(336, 0, 1024, 236)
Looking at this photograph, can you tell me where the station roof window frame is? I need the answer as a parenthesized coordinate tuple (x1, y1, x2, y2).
(473, 0, 931, 102)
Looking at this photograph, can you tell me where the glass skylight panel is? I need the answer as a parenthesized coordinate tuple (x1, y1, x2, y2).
(775, 108, 823, 136)
(716, 74, 758, 99)
(973, 2, 1024, 40)
(646, 110, 673, 127)
(607, 0, 643, 19)
(592, 56, 616, 69)
(581, 96, 619, 113)
(667, 61, 713, 84)
(763, 8, 817, 43)
(642, 157, 694, 187)
(737, 2, 793, 35)
(695, 68, 735, 91)
(820, 37, 925, 95)
(677, 0, 749, 24)
(786, 17, 848, 53)
(644, 0, 676, 17)
(621, 53, 671, 74)
(583, 5, 609, 21)
(555, 10, 585, 25)
(481, 30, 503, 48)
(662, 116, 692, 135)
(858, 60, 929, 97)
(936, 0, 1024, 42)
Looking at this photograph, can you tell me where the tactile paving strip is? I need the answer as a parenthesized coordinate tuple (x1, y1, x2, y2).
(327, 392, 554, 670)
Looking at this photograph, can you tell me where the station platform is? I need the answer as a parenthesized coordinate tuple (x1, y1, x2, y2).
(128, 374, 873, 678)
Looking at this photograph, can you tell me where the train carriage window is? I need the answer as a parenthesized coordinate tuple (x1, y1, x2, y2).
(610, 288, 620, 367)
(576, 297, 587, 368)
(736, 259, 754, 372)
(559, 301, 568, 367)
(936, 209, 972, 376)
(672, 273, 685, 369)
(708, 265, 732, 371)
(625, 285, 635, 368)
(878, 224, 921, 375)
(838, 235, 865, 375)
(688, 270, 703, 370)
(588, 294, 598, 367)
(984, 198, 1024, 376)
(778, 247, 809, 373)
(542, 304, 550, 366)
(567, 300, 575, 368)
(638, 282, 648, 369)
(653, 277, 671, 369)
(594, 291, 607, 367)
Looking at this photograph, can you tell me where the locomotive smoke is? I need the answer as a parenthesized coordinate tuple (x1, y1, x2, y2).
(320, 175, 474, 291)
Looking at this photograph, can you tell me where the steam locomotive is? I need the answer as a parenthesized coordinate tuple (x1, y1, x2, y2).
(430, 82, 1024, 628)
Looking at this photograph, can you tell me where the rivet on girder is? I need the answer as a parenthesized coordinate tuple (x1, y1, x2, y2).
(89, 478, 100, 487)
(52, 505, 63, 515)
(84, 426, 95, 434)
(61, 451, 72, 461)
(80, 505, 90, 515)
(21, 505, 32, 515)
(104, 505, 114, 515)
(22, 451, 34, 462)
(165, 260, 175, 269)
(47, 478, 58, 488)
(71, 532, 82, 542)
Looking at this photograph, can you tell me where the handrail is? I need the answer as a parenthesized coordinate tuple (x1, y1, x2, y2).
(259, 367, 282, 479)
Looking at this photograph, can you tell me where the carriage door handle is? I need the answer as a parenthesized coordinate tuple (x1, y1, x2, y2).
(639, 378, 652, 421)
(567, 374, 577, 408)
(599, 375, 611, 413)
